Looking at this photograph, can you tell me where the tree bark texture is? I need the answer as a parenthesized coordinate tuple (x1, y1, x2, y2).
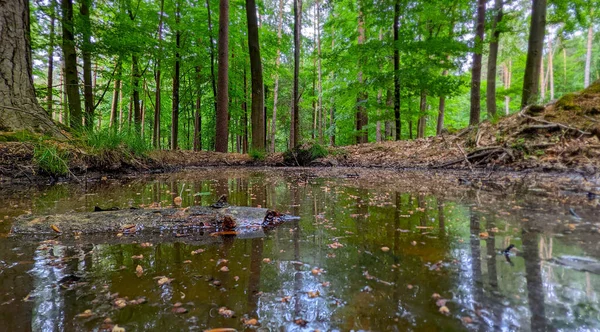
(110, 59, 121, 128)
(356, 5, 368, 144)
(81, 0, 94, 130)
(154, 0, 165, 148)
(394, 0, 401, 140)
(0, 0, 62, 136)
(521, 0, 547, 107)
(469, 0, 485, 126)
(215, 0, 230, 152)
(585, 24, 593, 88)
(246, 0, 265, 152)
(270, 0, 284, 153)
(171, 1, 181, 150)
(290, 0, 302, 148)
(62, 0, 82, 130)
(46, 0, 56, 117)
(486, 0, 502, 119)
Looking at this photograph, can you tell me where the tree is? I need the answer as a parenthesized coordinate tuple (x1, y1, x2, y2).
(270, 0, 284, 153)
(215, 0, 230, 152)
(62, 0, 82, 130)
(584, 16, 593, 88)
(246, 0, 265, 152)
(46, 0, 57, 118)
(0, 0, 61, 136)
(521, 0, 547, 107)
(469, 0, 486, 125)
(356, 2, 368, 144)
(290, 0, 302, 148)
(153, 0, 165, 148)
(171, 0, 181, 150)
(486, 0, 503, 119)
(81, 0, 94, 130)
(394, 0, 401, 140)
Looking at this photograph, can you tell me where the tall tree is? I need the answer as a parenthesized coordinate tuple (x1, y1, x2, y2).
(110, 59, 122, 129)
(270, 0, 284, 153)
(80, 0, 94, 130)
(194, 66, 202, 151)
(356, 2, 368, 144)
(316, 0, 323, 144)
(0, 0, 62, 136)
(206, 0, 218, 136)
(486, 0, 503, 119)
(153, 0, 165, 148)
(128, 7, 141, 129)
(290, 0, 302, 148)
(469, 0, 486, 125)
(46, 0, 56, 118)
(521, 0, 547, 107)
(246, 0, 265, 152)
(584, 20, 593, 88)
(215, 0, 230, 152)
(393, 0, 401, 140)
(62, 0, 82, 129)
(171, 1, 181, 150)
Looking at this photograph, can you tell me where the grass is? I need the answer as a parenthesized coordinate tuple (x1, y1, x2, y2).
(249, 149, 266, 161)
(33, 143, 70, 176)
(83, 128, 150, 157)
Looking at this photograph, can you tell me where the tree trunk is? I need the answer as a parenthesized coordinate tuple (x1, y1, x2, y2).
(171, 1, 181, 150)
(206, 0, 218, 139)
(246, 0, 265, 152)
(503, 59, 511, 115)
(46, 0, 56, 117)
(376, 28, 383, 143)
(356, 3, 368, 144)
(437, 70, 448, 135)
(154, 0, 165, 149)
(562, 47, 567, 91)
(290, 0, 302, 148)
(0, 0, 62, 136)
(417, 90, 427, 138)
(486, 0, 503, 119)
(521, 0, 547, 107)
(548, 36, 554, 100)
(394, 0, 401, 140)
(270, 0, 284, 153)
(469, 0, 485, 126)
(127, 9, 141, 130)
(317, 0, 323, 144)
(540, 55, 545, 101)
(110, 59, 121, 128)
(62, 0, 82, 130)
(81, 0, 94, 130)
(194, 66, 202, 151)
(243, 67, 248, 153)
(215, 0, 230, 152)
(585, 24, 593, 88)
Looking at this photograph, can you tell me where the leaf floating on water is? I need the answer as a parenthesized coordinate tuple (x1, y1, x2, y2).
(262, 258, 271, 263)
(140, 242, 153, 248)
(294, 319, 308, 327)
(311, 268, 324, 275)
(436, 299, 448, 307)
(51, 224, 61, 233)
(172, 306, 188, 314)
(114, 298, 127, 309)
(76, 309, 93, 318)
(233, 276, 240, 281)
(157, 277, 173, 286)
(191, 249, 205, 255)
(131, 255, 143, 260)
(407, 284, 413, 289)
(439, 306, 450, 315)
(242, 318, 258, 326)
(204, 329, 236, 332)
(135, 265, 143, 277)
(218, 307, 235, 318)
(479, 232, 489, 239)
(411, 241, 417, 246)
(112, 325, 125, 332)
(183, 260, 192, 264)
(307, 290, 320, 298)
(322, 281, 331, 287)
(281, 296, 291, 303)
(381, 246, 390, 252)
(328, 242, 344, 249)
(461, 316, 474, 324)
(219, 266, 229, 272)
(431, 293, 441, 300)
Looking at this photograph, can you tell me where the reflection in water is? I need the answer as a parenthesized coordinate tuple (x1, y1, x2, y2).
(0, 169, 599, 330)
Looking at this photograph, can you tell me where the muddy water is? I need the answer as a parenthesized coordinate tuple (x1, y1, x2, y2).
(1, 168, 600, 331)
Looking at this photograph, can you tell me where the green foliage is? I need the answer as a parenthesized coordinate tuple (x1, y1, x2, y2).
(282, 143, 328, 166)
(249, 149, 266, 161)
(83, 128, 149, 157)
(33, 144, 70, 176)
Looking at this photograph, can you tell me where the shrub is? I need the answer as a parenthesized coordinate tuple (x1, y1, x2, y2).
(283, 143, 328, 166)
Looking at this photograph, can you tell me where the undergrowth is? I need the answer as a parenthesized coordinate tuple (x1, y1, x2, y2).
(283, 143, 329, 166)
(33, 143, 70, 176)
(83, 128, 149, 157)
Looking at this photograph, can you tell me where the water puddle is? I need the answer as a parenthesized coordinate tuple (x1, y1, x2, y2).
(0, 168, 599, 331)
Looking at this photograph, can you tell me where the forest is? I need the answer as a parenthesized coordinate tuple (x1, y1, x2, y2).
(1, 0, 596, 156)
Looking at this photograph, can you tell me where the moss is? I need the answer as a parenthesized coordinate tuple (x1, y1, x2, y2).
(556, 93, 581, 111)
(583, 80, 600, 94)
(0, 130, 40, 142)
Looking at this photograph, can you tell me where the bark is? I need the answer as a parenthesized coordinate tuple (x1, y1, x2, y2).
(194, 67, 202, 151)
(521, 0, 547, 107)
(356, 4, 368, 144)
(394, 0, 401, 140)
(171, 1, 181, 150)
(62, 0, 82, 130)
(486, 0, 503, 119)
(317, 0, 323, 144)
(469, 0, 485, 126)
(503, 59, 511, 115)
(206, 0, 218, 134)
(540, 54, 545, 101)
(437, 71, 448, 136)
(290, 0, 302, 148)
(46, 0, 56, 117)
(109, 59, 122, 128)
(585, 24, 593, 88)
(127, 9, 141, 129)
(246, 0, 265, 152)
(417, 90, 427, 138)
(548, 36, 554, 100)
(80, 0, 94, 130)
(562, 47, 567, 90)
(376, 28, 383, 143)
(154, 0, 165, 149)
(243, 67, 248, 153)
(0, 0, 62, 136)
(270, 0, 284, 153)
(215, 0, 230, 152)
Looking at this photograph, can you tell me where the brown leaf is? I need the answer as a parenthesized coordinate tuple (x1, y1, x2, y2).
(135, 265, 143, 277)
(51, 224, 61, 233)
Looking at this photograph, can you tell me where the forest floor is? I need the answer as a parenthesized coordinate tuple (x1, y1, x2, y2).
(1, 81, 600, 184)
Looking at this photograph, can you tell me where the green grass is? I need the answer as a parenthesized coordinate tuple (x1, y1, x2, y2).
(33, 144, 70, 176)
(83, 128, 150, 157)
(249, 149, 266, 161)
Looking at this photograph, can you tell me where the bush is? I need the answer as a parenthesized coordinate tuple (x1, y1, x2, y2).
(249, 149, 266, 161)
(283, 143, 328, 166)
(83, 128, 149, 157)
(33, 144, 70, 176)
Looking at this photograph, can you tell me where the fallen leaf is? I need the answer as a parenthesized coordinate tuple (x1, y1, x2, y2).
(479, 232, 489, 239)
(262, 258, 271, 263)
(411, 241, 417, 246)
(112, 325, 125, 332)
(157, 277, 173, 286)
(191, 249, 205, 255)
(218, 307, 234, 318)
(432, 293, 441, 300)
(140, 242, 153, 248)
(172, 307, 188, 314)
(242, 318, 258, 326)
(114, 298, 127, 309)
(135, 265, 143, 277)
(183, 260, 192, 264)
(439, 306, 450, 315)
(76, 309, 93, 318)
(220, 266, 229, 272)
(233, 276, 240, 281)
(51, 224, 61, 233)
(381, 246, 390, 252)
(174, 197, 183, 206)
(307, 290, 320, 298)
(461, 316, 473, 324)
(131, 255, 143, 260)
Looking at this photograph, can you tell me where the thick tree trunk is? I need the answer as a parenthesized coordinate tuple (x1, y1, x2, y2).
(290, 0, 302, 148)
(62, 0, 82, 130)
(486, 0, 503, 119)
(585, 24, 593, 88)
(270, 0, 284, 153)
(206, 0, 218, 141)
(548, 37, 554, 100)
(109, 59, 121, 128)
(437, 95, 445, 135)
(215, 0, 230, 152)
(393, 0, 401, 140)
(376, 28, 383, 143)
(521, 0, 547, 107)
(171, 1, 181, 150)
(356, 4, 368, 144)
(417, 90, 426, 138)
(46, 0, 56, 117)
(0, 0, 62, 136)
(81, 0, 94, 130)
(246, 0, 265, 152)
(243, 68, 248, 153)
(154, 0, 165, 149)
(132, 56, 141, 127)
(469, 0, 485, 126)
(317, 0, 323, 144)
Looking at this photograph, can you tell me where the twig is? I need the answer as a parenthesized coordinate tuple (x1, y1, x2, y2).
(519, 111, 591, 135)
(455, 142, 473, 171)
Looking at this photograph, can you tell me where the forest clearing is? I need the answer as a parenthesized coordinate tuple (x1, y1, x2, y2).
(2, 0, 600, 331)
